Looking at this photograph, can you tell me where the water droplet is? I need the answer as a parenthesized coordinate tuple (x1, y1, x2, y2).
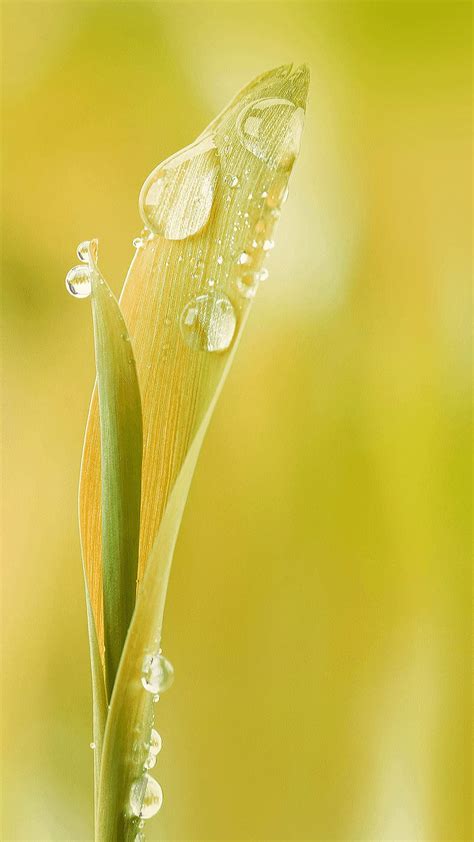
(133, 237, 145, 249)
(263, 239, 274, 252)
(207, 278, 216, 288)
(236, 272, 259, 299)
(134, 833, 145, 842)
(237, 98, 304, 171)
(141, 654, 174, 695)
(226, 174, 239, 188)
(149, 729, 162, 756)
(129, 774, 163, 819)
(217, 255, 223, 265)
(77, 241, 90, 263)
(139, 135, 219, 240)
(180, 292, 236, 352)
(258, 267, 269, 282)
(237, 251, 251, 266)
(65, 265, 92, 299)
(76, 239, 99, 266)
(89, 742, 96, 750)
(144, 753, 157, 770)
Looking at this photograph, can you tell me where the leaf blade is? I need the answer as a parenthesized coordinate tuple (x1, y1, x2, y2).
(89, 251, 143, 698)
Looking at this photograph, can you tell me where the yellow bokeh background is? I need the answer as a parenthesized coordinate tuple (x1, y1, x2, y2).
(2, 2, 471, 840)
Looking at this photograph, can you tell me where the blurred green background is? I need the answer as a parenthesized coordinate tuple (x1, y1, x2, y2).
(1, 2, 471, 840)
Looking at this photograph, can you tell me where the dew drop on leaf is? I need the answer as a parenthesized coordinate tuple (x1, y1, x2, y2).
(65, 265, 92, 299)
(141, 653, 174, 694)
(77, 241, 91, 263)
(139, 135, 219, 240)
(144, 752, 156, 770)
(236, 98, 304, 171)
(235, 272, 259, 299)
(180, 292, 236, 352)
(149, 729, 162, 756)
(76, 239, 99, 266)
(129, 774, 163, 819)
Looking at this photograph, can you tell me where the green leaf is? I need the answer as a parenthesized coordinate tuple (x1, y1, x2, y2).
(88, 240, 143, 700)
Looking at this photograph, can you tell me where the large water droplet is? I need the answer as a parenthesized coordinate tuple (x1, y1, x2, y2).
(180, 292, 236, 352)
(65, 265, 92, 299)
(141, 654, 174, 695)
(139, 135, 219, 240)
(129, 774, 163, 819)
(237, 98, 304, 171)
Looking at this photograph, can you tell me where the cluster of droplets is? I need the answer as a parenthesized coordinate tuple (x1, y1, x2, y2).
(65, 240, 98, 298)
(129, 726, 164, 823)
(126, 652, 174, 833)
(134, 93, 302, 357)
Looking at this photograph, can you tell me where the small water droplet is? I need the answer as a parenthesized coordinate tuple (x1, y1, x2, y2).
(236, 272, 259, 299)
(237, 251, 251, 266)
(258, 267, 269, 282)
(144, 753, 157, 770)
(65, 265, 92, 299)
(207, 278, 216, 288)
(217, 255, 223, 265)
(261, 190, 268, 198)
(129, 774, 163, 819)
(237, 98, 304, 171)
(263, 239, 274, 252)
(140, 135, 219, 240)
(226, 174, 239, 188)
(133, 237, 144, 249)
(141, 654, 174, 695)
(180, 292, 236, 353)
(89, 742, 96, 750)
(77, 241, 91, 263)
(149, 729, 162, 756)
